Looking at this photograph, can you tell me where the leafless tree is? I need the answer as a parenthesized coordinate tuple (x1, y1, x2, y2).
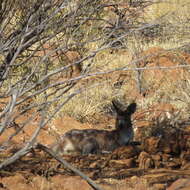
(1, 0, 189, 177)
(0, 0, 155, 162)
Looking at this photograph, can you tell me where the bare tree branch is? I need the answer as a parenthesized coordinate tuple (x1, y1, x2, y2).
(0, 0, 189, 181)
(36, 143, 104, 190)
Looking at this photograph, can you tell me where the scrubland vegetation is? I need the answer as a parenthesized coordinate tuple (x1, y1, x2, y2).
(58, 0, 190, 122)
(0, 0, 190, 189)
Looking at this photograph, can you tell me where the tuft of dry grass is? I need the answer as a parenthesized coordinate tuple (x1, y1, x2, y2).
(23, 0, 190, 123)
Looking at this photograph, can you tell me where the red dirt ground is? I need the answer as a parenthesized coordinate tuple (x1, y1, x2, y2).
(0, 47, 190, 190)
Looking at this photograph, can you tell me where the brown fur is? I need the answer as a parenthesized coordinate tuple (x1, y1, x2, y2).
(51, 101, 137, 155)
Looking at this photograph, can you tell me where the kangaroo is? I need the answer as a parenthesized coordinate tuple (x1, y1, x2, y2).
(50, 101, 137, 155)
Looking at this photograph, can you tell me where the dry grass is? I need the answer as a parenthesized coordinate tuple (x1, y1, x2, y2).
(8, 0, 190, 123)
(56, 53, 190, 123)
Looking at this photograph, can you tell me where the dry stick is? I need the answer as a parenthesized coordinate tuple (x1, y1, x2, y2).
(36, 143, 104, 190)
(0, 120, 43, 169)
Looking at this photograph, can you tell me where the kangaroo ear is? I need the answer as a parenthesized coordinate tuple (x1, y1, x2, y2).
(112, 100, 123, 114)
(125, 103, 137, 115)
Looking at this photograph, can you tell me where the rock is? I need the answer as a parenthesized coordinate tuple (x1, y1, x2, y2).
(151, 154, 161, 161)
(180, 150, 190, 169)
(151, 154, 162, 168)
(152, 183, 166, 190)
(1, 174, 33, 190)
(30, 176, 51, 190)
(141, 127, 183, 155)
(167, 178, 190, 190)
(181, 162, 190, 170)
(143, 172, 178, 185)
(109, 158, 135, 168)
(138, 151, 154, 169)
(181, 126, 190, 150)
(164, 158, 181, 169)
(129, 176, 148, 190)
(111, 145, 138, 159)
(143, 137, 160, 154)
(89, 159, 107, 169)
(162, 154, 171, 162)
(51, 175, 93, 190)
(89, 162, 98, 169)
(157, 127, 183, 155)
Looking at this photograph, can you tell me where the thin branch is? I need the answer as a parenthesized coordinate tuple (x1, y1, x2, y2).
(36, 143, 104, 190)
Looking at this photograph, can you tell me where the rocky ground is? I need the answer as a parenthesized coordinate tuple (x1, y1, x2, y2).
(0, 110, 190, 190)
(1, 47, 190, 190)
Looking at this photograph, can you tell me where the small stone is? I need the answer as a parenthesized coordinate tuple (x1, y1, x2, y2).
(153, 183, 166, 190)
(167, 178, 190, 190)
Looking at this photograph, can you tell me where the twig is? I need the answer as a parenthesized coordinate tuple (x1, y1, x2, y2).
(36, 143, 104, 190)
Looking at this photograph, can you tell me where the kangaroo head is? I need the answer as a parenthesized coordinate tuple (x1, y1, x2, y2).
(112, 100, 137, 130)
